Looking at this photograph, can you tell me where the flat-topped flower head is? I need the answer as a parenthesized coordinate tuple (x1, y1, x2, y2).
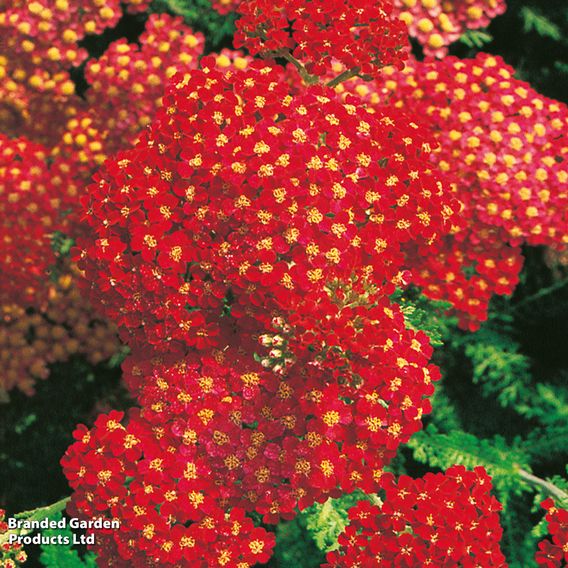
(77, 59, 456, 351)
(62, 406, 276, 566)
(65, 305, 439, 537)
(234, 0, 409, 77)
(0, 135, 64, 307)
(367, 53, 568, 328)
(326, 465, 507, 567)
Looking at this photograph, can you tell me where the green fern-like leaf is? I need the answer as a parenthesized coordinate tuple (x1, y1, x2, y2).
(39, 513, 98, 568)
(407, 426, 532, 504)
(459, 29, 493, 49)
(457, 321, 568, 425)
(302, 492, 373, 553)
(151, 0, 236, 48)
(522, 425, 568, 464)
(392, 287, 454, 347)
(462, 326, 532, 406)
(520, 7, 561, 40)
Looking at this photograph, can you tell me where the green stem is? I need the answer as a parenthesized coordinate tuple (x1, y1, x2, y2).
(279, 51, 319, 85)
(517, 468, 568, 504)
(326, 67, 361, 88)
(14, 496, 71, 520)
(512, 278, 568, 312)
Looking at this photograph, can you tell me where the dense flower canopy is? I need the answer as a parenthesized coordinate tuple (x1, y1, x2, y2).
(0, 12, 211, 394)
(65, 56, 458, 566)
(1, 0, 567, 566)
(76, 60, 457, 352)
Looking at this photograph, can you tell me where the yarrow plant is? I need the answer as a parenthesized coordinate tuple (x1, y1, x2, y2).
(60, 2, 568, 566)
(76, 59, 456, 351)
(65, 55, 456, 564)
(325, 466, 507, 567)
(234, 0, 409, 78)
(0, 134, 78, 307)
(332, 53, 568, 328)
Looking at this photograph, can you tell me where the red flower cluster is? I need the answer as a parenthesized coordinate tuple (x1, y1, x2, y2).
(395, 0, 506, 57)
(76, 61, 456, 352)
(63, 58, 454, 563)
(0, 12, 237, 395)
(234, 0, 408, 76)
(0, 1, 544, 563)
(0, 0, 151, 143)
(121, 295, 438, 509)
(63, 302, 438, 564)
(0, 509, 27, 568)
(44, 14, 205, 182)
(0, 0, 150, 71)
(63, 408, 276, 567)
(81, 14, 205, 161)
(325, 465, 507, 567)
(367, 53, 568, 328)
(1, 14, 204, 315)
(213, 0, 507, 60)
(536, 499, 568, 567)
(0, 60, 75, 144)
(0, 135, 64, 307)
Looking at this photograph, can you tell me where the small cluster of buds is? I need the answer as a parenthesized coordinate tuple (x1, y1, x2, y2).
(258, 317, 294, 375)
